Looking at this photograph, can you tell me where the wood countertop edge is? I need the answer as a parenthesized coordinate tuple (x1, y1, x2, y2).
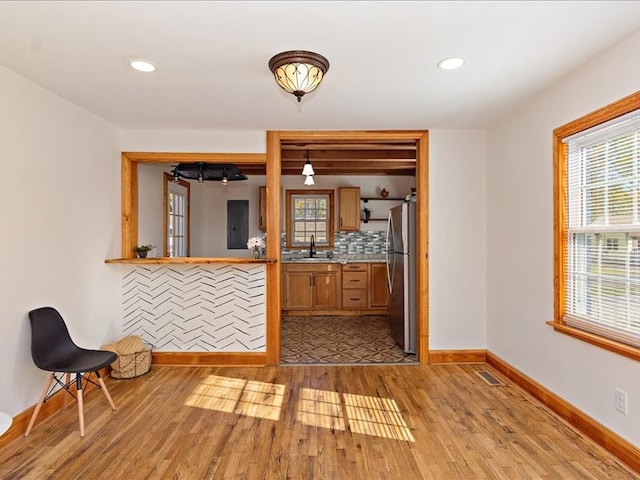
(105, 257, 278, 265)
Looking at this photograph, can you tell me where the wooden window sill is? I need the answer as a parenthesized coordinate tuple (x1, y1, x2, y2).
(546, 321, 640, 362)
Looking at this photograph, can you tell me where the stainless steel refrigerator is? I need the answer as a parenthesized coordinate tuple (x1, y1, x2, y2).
(386, 202, 417, 354)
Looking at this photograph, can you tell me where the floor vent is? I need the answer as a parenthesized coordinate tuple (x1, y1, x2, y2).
(475, 370, 504, 386)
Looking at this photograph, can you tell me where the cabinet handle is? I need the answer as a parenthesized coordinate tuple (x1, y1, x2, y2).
(350, 279, 360, 283)
(340, 217, 343, 227)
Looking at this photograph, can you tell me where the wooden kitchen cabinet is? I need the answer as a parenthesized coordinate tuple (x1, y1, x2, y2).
(338, 187, 361, 231)
(341, 263, 368, 308)
(258, 186, 267, 232)
(369, 262, 390, 308)
(283, 263, 340, 311)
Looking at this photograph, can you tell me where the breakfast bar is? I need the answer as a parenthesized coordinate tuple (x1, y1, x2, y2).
(105, 257, 275, 358)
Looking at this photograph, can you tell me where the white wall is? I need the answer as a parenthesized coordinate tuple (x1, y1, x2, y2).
(190, 175, 265, 257)
(487, 31, 640, 446)
(138, 163, 166, 254)
(429, 130, 488, 350)
(0, 65, 122, 417)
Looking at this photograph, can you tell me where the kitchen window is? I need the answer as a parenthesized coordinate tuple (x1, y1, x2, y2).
(552, 92, 640, 359)
(285, 190, 334, 249)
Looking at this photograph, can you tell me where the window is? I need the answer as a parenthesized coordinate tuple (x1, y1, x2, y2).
(164, 174, 190, 257)
(553, 92, 640, 357)
(285, 190, 334, 249)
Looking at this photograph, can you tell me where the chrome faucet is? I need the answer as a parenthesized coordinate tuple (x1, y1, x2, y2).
(309, 234, 316, 258)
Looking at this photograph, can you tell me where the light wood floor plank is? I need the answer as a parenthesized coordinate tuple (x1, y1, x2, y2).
(0, 364, 637, 479)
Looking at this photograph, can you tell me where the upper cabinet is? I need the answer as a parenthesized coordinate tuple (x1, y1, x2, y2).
(259, 186, 267, 232)
(338, 187, 361, 231)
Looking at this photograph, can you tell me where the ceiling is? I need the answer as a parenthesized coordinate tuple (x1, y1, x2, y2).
(1, 1, 639, 176)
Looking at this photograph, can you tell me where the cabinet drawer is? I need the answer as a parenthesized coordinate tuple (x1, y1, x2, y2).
(342, 271, 367, 289)
(342, 263, 367, 272)
(342, 290, 367, 308)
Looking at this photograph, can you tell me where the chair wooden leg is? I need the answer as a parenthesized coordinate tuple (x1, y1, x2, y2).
(25, 373, 54, 437)
(76, 374, 85, 438)
(96, 375, 116, 411)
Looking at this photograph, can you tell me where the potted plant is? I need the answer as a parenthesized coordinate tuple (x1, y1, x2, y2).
(134, 245, 153, 258)
(361, 207, 371, 223)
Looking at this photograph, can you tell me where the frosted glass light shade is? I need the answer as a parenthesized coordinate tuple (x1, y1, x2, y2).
(269, 51, 330, 103)
(302, 160, 315, 176)
(304, 175, 315, 186)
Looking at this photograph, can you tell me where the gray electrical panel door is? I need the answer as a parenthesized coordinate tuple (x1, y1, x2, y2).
(227, 200, 249, 249)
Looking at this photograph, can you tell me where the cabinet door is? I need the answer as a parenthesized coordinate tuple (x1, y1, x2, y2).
(313, 272, 340, 310)
(284, 271, 313, 309)
(338, 187, 361, 231)
(369, 263, 390, 308)
(259, 186, 267, 232)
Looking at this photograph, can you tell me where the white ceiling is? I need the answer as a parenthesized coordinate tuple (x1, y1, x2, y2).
(1, 1, 639, 131)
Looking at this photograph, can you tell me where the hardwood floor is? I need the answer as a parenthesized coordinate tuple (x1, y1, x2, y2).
(0, 364, 637, 479)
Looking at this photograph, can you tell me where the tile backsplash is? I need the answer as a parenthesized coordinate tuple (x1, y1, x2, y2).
(280, 230, 386, 255)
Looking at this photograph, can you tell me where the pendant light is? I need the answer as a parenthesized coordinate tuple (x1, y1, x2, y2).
(302, 150, 315, 176)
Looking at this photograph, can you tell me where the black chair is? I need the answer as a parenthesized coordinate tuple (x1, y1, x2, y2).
(25, 307, 118, 437)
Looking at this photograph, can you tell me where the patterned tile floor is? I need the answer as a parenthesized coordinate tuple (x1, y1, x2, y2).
(280, 315, 418, 365)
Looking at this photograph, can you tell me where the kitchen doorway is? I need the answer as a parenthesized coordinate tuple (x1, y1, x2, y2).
(264, 130, 429, 366)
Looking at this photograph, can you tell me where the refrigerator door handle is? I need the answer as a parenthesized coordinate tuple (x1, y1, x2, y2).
(386, 210, 393, 293)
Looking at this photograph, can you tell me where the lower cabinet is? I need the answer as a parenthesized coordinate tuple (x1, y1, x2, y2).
(341, 263, 368, 308)
(369, 263, 390, 308)
(283, 263, 340, 310)
(282, 261, 389, 314)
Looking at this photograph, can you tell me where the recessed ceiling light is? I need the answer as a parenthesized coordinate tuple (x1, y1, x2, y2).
(437, 57, 464, 70)
(129, 59, 156, 72)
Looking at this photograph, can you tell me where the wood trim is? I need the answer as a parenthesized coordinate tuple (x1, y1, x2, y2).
(546, 321, 640, 362)
(551, 92, 640, 354)
(152, 351, 267, 366)
(122, 152, 267, 164)
(553, 91, 640, 139)
(122, 153, 138, 259)
(486, 351, 640, 473)
(0, 368, 110, 449)
(266, 131, 282, 366)
(429, 349, 487, 364)
(105, 257, 277, 264)
(415, 131, 429, 364)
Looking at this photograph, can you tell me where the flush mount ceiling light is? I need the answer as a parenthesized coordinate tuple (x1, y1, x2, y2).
(129, 59, 157, 72)
(437, 57, 464, 70)
(171, 163, 247, 184)
(268, 50, 330, 103)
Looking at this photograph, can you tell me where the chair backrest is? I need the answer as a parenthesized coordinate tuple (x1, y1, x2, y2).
(28, 307, 81, 371)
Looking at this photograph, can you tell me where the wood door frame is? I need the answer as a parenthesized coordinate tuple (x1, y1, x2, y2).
(265, 130, 429, 365)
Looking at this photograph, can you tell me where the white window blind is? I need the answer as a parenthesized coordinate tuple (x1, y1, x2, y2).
(563, 110, 640, 346)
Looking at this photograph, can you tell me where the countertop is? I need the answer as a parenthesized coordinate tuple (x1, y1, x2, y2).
(281, 254, 386, 264)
